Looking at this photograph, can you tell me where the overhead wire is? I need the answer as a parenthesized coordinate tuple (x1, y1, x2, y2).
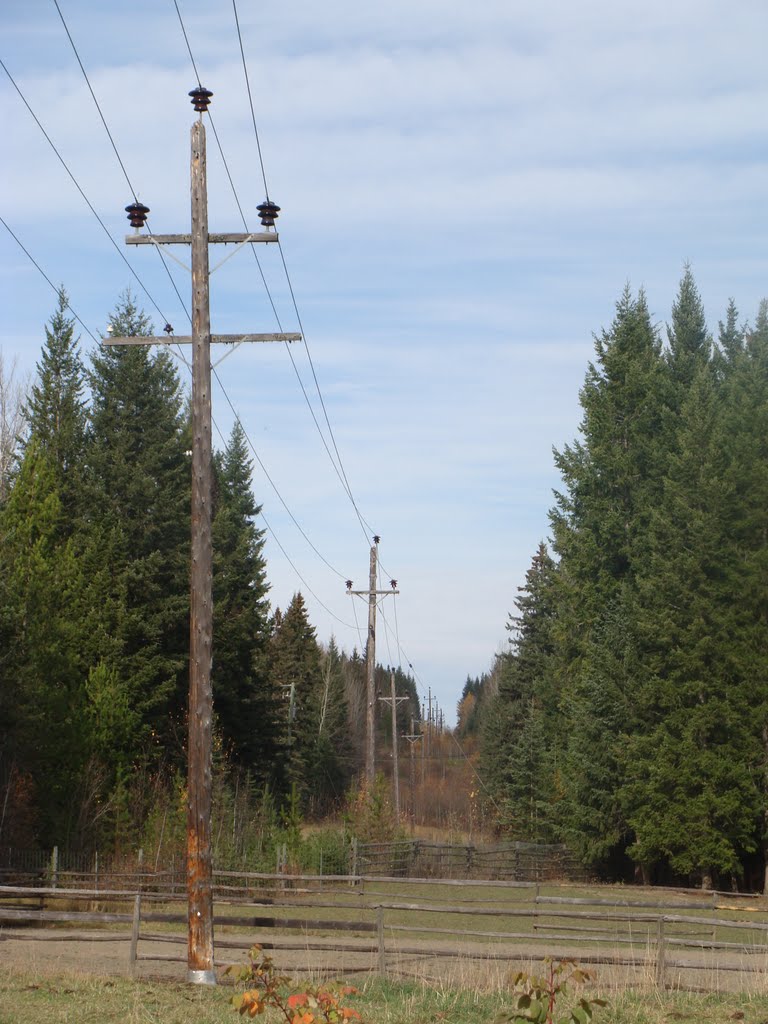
(43, 0, 361, 611)
(182, 4, 500, 812)
(12, 4, 434, 723)
(2, 75, 351, 629)
(211, 365, 349, 584)
(169, 0, 384, 641)
(172, 0, 370, 542)
(3, 205, 355, 631)
(0, 57, 176, 333)
(0, 216, 101, 346)
(228, 0, 376, 543)
(51, 0, 191, 331)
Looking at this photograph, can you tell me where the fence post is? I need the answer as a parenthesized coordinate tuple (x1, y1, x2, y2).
(137, 847, 144, 893)
(711, 891, 717, 944)
(655, 917, 666, 990)
(350, 837, 358, 886)
(129, 893, 142, 978)
(94, 851, 99, 894)
(533, 882, 540, 932)
(50, 846, 58, 890)
(376, 905, 386, 976)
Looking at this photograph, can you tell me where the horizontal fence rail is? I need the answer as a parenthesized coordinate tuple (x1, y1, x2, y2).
(0, 839, 586, 888)
(1, 873, 767, 991)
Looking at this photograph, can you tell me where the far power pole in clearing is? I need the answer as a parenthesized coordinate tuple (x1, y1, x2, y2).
(106, 86, 300, 985)
(346, 538, 399, 785)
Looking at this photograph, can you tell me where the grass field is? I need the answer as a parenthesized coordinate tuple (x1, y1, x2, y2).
(1, 962, 767, 1024)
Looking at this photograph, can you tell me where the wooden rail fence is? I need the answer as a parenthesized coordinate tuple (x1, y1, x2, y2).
(1, 874, 767, 990)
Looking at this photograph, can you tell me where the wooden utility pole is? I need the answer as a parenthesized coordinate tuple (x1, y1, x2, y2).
(404, 717, 422, 834)
(109, 87, 299, 985)
(379, 671, 409, 823)
(347, 538, 398, 785)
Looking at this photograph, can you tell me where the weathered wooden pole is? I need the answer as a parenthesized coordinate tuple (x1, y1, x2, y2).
(365, 540, 378, 785)
(390, 671, 400, 822)
(115, 85, 297, 988)
(187, 112, 216, 986)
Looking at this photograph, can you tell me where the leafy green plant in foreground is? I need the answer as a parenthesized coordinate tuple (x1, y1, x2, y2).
(226, 944, 362, 1023)
(496, 958, 607, 1024)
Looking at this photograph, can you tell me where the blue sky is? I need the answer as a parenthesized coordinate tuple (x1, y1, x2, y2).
(2, 0, 768, 726)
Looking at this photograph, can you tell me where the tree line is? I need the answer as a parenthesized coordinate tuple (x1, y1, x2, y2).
(0, 290, 419, 852)
(466, 270, 768, 891)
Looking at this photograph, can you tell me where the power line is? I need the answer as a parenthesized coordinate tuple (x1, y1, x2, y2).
(174, 0, 375, 545)
(36, 8, 359, 607)
(1, 57, 176, 331)
(3, 206, 358, 636)
(0, 216, 101, 346)
(208, 412, 356, 631)
(7, 11, 384, 661)
(211, 365, 349, 582)
(230, 0, 270, 200)
(51, 0, 191, 328)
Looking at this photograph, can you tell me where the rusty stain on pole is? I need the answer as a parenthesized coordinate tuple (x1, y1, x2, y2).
(187, 115, 215, 985)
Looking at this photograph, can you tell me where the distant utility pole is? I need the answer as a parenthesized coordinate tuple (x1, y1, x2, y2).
(378, 671, 409, 823)
(107, 86, 300, 986)
(346, 537, 398, 785)
(404, 717, 422, 834)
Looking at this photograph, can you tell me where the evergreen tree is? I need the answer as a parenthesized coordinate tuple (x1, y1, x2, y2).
(481, 543, 560, 841)
(1, 294, 92, 844)
(549, 286, 666, 869)
(212, 421, 272, 770)
(666, 266, 711, 392)
(0, 351, 28, 503)
(268, 593, 325, 809)
(624, 363, 759, 885)
(86, 292, 190, 753)
(314, 637, 354, 811)
(0, 444, 91, 842)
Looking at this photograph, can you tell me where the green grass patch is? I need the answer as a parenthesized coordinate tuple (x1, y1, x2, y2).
(0, 964, 766, 1024)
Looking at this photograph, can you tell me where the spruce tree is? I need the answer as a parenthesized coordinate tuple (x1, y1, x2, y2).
(268, 593, 325, 809)
(87, 291, 190, 753)
(314, 637, 354, 811)
(624, 362, 759, 885)
(549, 287, 666, 870)
(1, 293, 93, 843)
(0, 444, 91, 842)
(212, 421, 272, 770)
(481, 543, 560, 841)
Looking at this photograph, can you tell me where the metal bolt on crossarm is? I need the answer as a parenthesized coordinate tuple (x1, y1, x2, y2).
(125, 202, 149, 228)
(189, 87, 213, 112)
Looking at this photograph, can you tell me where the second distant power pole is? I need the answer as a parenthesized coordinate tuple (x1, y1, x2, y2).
(347, 537, 398, 784)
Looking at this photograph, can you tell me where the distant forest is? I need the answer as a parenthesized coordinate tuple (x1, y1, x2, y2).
(461, 269, 768, 892)
(0, 290, 420, 853)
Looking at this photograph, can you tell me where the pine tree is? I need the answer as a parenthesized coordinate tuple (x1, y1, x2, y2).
(716, 300, 768, 889)
(666, 266, 711, 392)
(23, 288, 88, 508)
(481, 543, 560, 841)
(0, 444, 91, 842)
(314, 637, 354, 811)
(624, 362, 759, 885)
(86, 291, 190, 753)
(267, 593, 325, 809)
(1, 293, 92, 844)
(212, 421, 272, 770)
(549, 287, 667, 869)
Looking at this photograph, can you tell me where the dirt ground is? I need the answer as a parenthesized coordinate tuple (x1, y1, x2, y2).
(2, 924, 768, 996)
